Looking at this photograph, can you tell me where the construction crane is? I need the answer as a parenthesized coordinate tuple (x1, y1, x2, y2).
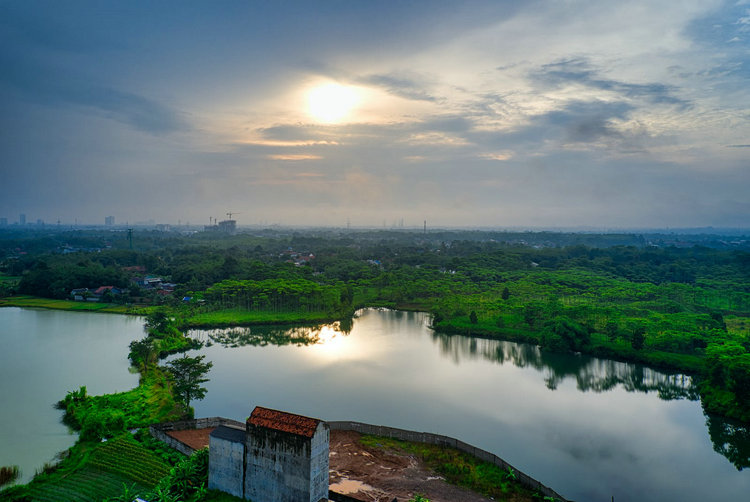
(226, 212, 241, 220)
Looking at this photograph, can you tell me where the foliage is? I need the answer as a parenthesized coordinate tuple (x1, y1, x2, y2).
(0, 466, 20, 488)
(58, 369, 183, 441)
(164, 355, 213, 408)
(4, 227, 750, 424)
(147, 448, 208, 502)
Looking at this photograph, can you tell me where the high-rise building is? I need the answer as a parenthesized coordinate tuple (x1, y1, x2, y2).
(105, 216, 115, 226)
(19, 213, 26, 225)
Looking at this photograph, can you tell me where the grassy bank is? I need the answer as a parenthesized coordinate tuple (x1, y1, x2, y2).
(0, 295, 147, 315)
(433, 316, 706, 374)
(183, 308, 339, 328)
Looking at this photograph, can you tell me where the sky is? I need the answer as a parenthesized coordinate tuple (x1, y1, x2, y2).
(1, 0, 749, 229)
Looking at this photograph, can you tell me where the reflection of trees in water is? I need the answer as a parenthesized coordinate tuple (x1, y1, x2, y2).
(431, 333, 697, 400)
(189, 320, 350, 348)
(706, 413, 750, 470)
(432, 331, 750, 469)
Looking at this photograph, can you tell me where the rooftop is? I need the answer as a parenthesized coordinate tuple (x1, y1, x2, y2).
(210, 424, 245, 443)
(247, 406, 321, 438)
(166, 427, 215, 450)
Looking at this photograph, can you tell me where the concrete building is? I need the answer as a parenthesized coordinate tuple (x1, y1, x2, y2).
(208, 406, 329, 502)
(19, 213, 26, 225)
(105, 215, 115, 226)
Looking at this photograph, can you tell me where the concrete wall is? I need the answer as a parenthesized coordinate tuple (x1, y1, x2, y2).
(328, 421, 569, 502)
(245, 422, 330, 502)
(309, 422, 330, 502)
(149, 417, 244, 456)
(208, 434, 245, 498)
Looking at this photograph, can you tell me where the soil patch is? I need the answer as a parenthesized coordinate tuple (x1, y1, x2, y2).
(329, 430, 495, 502)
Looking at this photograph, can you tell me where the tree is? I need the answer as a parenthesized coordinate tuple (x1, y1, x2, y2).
(145, 310, 171, 335)
(469, 310, 478, 324)
(165, 355, 213, 409)
(501, 287, 510, 300)
(631, 325, 646, 351)
(541, 316, 591, 352)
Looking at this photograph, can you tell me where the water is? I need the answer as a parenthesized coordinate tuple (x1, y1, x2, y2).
(0, 308, 141, 483)
(2, 307, 748, 500)
(183, 309, 750, 502)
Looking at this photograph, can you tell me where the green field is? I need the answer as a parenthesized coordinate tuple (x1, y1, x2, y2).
(0, 295, 142, 314)
(1, 435, 170, 501)
(184, 307, 336, 328)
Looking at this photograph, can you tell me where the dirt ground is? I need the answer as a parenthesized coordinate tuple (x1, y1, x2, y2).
(329, 430, 494, 502)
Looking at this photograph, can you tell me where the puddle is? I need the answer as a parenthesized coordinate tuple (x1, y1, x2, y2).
(330, 478, 374, 494)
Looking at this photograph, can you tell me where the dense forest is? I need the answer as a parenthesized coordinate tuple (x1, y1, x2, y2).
(1, 227, 749, 426)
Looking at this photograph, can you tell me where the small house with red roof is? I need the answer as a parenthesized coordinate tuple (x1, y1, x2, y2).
(208, 406, 329, 502)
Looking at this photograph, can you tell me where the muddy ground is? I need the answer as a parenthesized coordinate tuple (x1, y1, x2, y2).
(328, 430, 495, 502)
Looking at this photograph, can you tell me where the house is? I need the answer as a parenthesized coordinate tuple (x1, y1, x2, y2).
(208, 406, 329, 502)
(70, 288, 89, 301)
(93, 285, 122, 296)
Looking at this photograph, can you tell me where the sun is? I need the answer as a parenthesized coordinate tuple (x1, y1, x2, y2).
(307, 83, 359, 123)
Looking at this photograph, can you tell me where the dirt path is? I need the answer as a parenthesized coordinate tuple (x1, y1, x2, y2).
(329, 430, 495, 502)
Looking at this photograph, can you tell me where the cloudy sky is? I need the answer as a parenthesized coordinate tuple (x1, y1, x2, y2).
(1, 1, 748, 228)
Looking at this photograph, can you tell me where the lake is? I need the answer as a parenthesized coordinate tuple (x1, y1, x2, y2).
(2, 307, 748, 500)
(0, 307, 141, 483)
(184, 308, 750, 502)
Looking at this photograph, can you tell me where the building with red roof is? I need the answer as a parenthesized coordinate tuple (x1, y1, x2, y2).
(208, 406, 329, 502)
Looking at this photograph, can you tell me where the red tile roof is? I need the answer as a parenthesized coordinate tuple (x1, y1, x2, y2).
(247, 406, 321, 438)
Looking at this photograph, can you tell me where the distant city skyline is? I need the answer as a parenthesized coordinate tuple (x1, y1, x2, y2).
(1, 1, 748, 228)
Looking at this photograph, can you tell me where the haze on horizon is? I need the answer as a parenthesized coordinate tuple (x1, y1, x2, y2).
(1, 1, 748, 229)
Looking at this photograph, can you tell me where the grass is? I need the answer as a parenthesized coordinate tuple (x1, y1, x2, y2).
(60, 368, 184, 436)
(184, 308, 337, 328)
(0, 274, 20, 285)
(0, 295, 146, 314)
(359, 434, 548, 501)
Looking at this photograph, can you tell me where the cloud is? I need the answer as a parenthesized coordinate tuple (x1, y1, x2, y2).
(0, 54, 187, 135)
(358, 73, 438, 102)
(533, 58, 689, 108)
(266, 154, 323, 161)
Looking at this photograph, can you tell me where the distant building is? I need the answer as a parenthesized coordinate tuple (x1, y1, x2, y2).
(19, 213, 26, 225)
(0, 217, 7, 226)
(204, 219, 237, 235)
(105, 216, 115, 226)
(209, 406, 329, 502)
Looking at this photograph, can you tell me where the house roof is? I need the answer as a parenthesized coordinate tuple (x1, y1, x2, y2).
(210, 424, 245, 444)
(247, 406, 321, 438)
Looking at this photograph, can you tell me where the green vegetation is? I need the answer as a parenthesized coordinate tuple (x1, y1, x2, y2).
(2, 227, 750, 480)
(360, 435, 545, 501)
(57, 369, 182, 442)
(0, 434, 170, 501)
(184, 308, 335, 328)
(0, 467, 19, 489)
(0, 295, 138, 314)
(165, 355, 213, 409)
(2, 309, 216, 501)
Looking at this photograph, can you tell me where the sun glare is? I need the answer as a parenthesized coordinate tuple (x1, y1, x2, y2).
(307, 83, 359, 123)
